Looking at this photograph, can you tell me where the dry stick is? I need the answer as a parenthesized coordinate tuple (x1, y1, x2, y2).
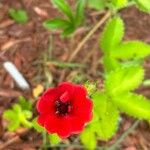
(68, 11, 111, 62)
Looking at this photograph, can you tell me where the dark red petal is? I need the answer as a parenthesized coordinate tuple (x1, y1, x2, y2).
(36, 88, 59, 113)
(58, 82, 75, 96)
(44, 116, 71, 138)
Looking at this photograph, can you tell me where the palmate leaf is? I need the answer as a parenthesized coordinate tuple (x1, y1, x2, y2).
(80, 126, 97, 150)
(92, 92, 120, 140)
(111, 41, 150, 60)
(3, 104, 32, 131)
(100, 16, 124, 53)
(112, 0, 128, 9)
(112, 93, 150, 120)
(103, 55, 121, 73)
(134, 0, 150, 12)
(105, 65, 144, 96)
(51, 0, 74, 21)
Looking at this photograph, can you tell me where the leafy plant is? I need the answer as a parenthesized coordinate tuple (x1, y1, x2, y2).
(8, 8, 28, 24)
(81, 16, 150, 149)
(3, 97, 32, 131)
(43, 0, 86, 37)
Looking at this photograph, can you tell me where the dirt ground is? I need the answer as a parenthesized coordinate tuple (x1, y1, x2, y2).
(0, 0, 150, 149)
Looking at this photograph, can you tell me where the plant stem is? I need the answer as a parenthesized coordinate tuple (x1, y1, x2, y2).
(42, 131, 48, 150)
(69, 11, 111, 62)
(109, 120, 140, 150)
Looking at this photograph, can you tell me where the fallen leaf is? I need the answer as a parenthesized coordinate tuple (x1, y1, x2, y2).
(33, 84, 44, 98)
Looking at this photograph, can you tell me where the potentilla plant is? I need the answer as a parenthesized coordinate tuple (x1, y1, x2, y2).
(3, 0, 150, 149)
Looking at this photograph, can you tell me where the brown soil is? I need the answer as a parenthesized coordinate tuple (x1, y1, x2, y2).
(0, 0, 150, 149)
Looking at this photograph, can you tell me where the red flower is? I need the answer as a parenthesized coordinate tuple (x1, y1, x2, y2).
(36, 82, 93, 138)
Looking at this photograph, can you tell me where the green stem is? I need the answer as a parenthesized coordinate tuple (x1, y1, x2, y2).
(109, 120, 140, 150)
(42, 131, 48, 150)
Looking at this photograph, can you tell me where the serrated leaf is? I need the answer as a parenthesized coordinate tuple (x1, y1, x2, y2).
(112, 93, 150, 120)
(75, 0, 86, 27)
(51, 0, 74, 21)
(92, 91, 107, 116)
(103, 55, 121, 73)
(100, 16, 124, 53)
(134, 0, 150, 12)
(80, 127, 97, 150)
(112, 0, 128, 9)
(43, 18, 71, 29)
(91, 101, 120, 140)
(111, 41, 150, 59)
(48, 134, 61, 145)
(105, 65, 144, 96)
(88, 0, 105, 10)
(8, 8, 28, 24)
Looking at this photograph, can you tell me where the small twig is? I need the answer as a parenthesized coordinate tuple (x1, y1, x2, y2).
(109, 120, 140, 150)
(69, 11, 111, 62)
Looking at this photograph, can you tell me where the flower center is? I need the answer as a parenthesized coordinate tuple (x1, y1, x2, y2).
(55, 100, 72, 116)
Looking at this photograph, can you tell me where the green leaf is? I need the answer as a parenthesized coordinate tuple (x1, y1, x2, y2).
(92, 91, 107, 116)
(103, 55, 121, 73)
(3, 104, 32, 131)
(88, 0, 105, 10)
(48, 134, 61, 145)
(61, 25, 75, 37)
(18, 96, 32, 110)
(3, 110, 20, 131)
(43, 18, 71, 29)
(112, 0, 128, 9)
(51, 0, 74, 21)
(112, 93, 150, 120)
(75, 0, 86, 27)
(134, 0, 150, 12)
(105, 65, 144, 96)
(111, 41, 150, 60)
(92, 92, 120, 140)
(32, 118, 45, 132)
(80, 127, 97, 150)
(8, 8, 28, 24)
(100, 16, 124, 53)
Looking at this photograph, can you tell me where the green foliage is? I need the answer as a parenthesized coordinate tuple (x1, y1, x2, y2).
(8, 8, 28, 24)
(44, 0, 86, 37)
(48, 134, 61, 146)
(18, 96, 32, 110)
(43, 18, 71, 29)
(32, 118, 45, 132)
(105, 65, 144, 96)
(134, 0, 150, 12)
(100, 16, 124, 53)
(80, 126, 97, 150)
(111, 41, 150, 59)
(87, 0, 105, 10)
(113, 93, 150, 120)
(3, 104, 32, 131)
(112, 0, 128, 9)
(92, 92, 120, 140)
